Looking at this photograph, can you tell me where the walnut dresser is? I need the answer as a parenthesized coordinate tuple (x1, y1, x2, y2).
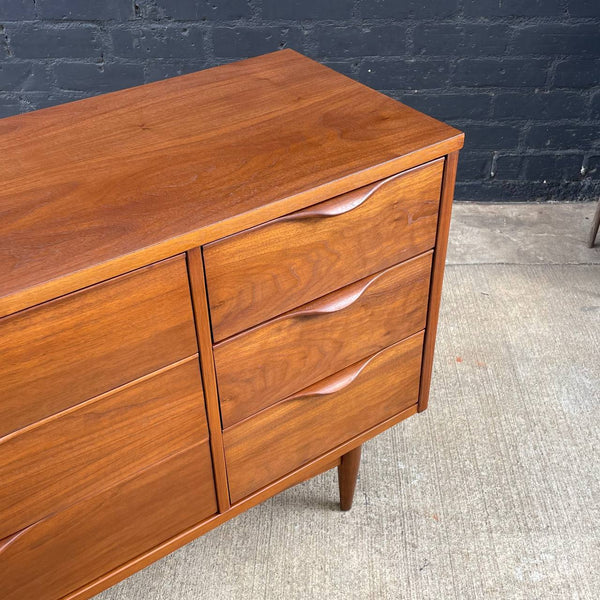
(0, 50, 463, 600)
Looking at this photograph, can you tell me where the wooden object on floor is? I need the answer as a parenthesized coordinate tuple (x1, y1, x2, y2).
(339, 446, 362, 511)
(0, 49, 463, 600)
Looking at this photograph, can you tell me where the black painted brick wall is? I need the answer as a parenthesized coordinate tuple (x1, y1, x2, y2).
(1, 0, 599, 201)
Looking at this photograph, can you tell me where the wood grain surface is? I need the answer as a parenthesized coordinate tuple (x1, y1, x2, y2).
(224, 331, 425, 503)
(0, 255, 197, 437)
(215, 252, 432, 427)
(186, 247, 231, 512)
(62, 405, 419, 600)
(0, 358, 208, 540)
(0, 442, 216, 600)
(205, 159, 444, 341)
(0, 50, 462, 319)
(338, 445, 362, 511)
(0, 49, 464, 600)
(419, 151, 460, 412)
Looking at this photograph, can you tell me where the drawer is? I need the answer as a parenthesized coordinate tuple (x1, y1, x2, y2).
(224, 331, 424, 503)
(0, 358, 208, 540)
(0, 442, 216, 600)
(215, 252, 433, 428)
(0, 255, 198, 437)
(204, 159, 443, 341)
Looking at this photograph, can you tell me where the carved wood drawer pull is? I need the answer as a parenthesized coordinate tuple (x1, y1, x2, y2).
(287, 351, 380, 400)
(280, 178, 385, 221)
(289, 269, 387, 318)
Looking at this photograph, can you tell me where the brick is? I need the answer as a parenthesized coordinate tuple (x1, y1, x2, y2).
(360, 0, 458, 19)
(485, 180, 598, 201)
(414, 24, 509, 57)
(453, 182, 512, 201)
(18, 91, 85, 110)
(145, 0, 252, 20)
(322, 61, 355, 78)
(493, 92, 586, 120)
(525, 154, 583, 181)
(592, 93, 600, 120)
(112, 26, 204, 59)
(0, 62, 49, 90)
(0, 26, 8, 59)
(526, 125, 599, 150)
(0, 97, 21, 117)
(359, 59, 450, 90)
(555, 59, 600, 88)
(569, 0, 600, 18)
(493, 155, 523, 180)
(401, 93, 491, 120)
(55, 62, 144, 92)
(36, 0, 133, 20)
(456, 151, 492, 181)
(464, 125, 520, 150)
(19, 92, 58, 111)
(0, 0, 35, 20)
(586, 155, 600, 179)
(262, 0, 353, 20)
(464, 0, 564, 17)
(453, 182, 475, 201)
(454, 58, 548, 88)
(454, 181, 571, 202)
(144, 60, 207, 83)
(213, 26, 303, 58)
(6, 24, 100, 59)
(512, 25, 600, 57)
(314, 25, 406, 58)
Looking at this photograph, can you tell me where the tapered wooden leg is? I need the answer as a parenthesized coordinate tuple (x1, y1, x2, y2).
(338, 445, 361, 511)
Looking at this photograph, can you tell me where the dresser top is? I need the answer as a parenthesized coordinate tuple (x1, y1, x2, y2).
(0, 49, 463, 318)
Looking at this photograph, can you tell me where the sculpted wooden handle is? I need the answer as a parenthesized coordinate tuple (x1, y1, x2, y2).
(291, 269, 386, 317)
(287, 351, 379, 400)
(281, 176, 388, 221)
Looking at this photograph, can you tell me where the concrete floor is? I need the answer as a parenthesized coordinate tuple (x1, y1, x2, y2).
(96, 203, 599, 600)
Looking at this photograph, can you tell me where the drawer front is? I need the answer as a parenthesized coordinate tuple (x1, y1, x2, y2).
(215, 252, 433, 428)
(205, 159, 443, 341)
(0, 442, 216, 600)
(0, 359, 208, 540)
(0, 255, 198, 437)
(224, 332, 424, 503)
